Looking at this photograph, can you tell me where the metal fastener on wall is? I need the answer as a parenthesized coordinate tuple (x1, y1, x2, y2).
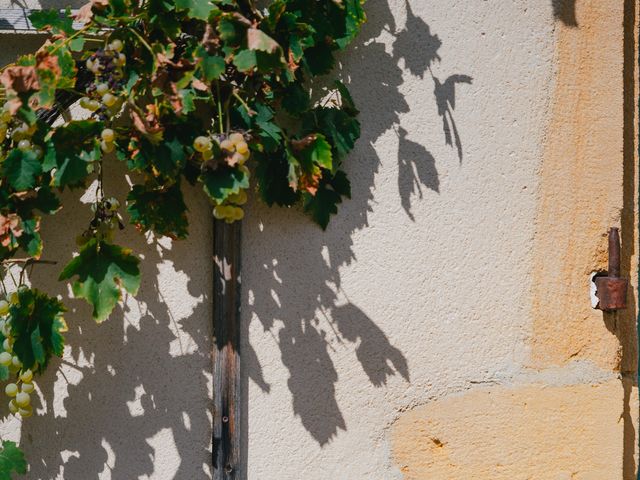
(594, 227, 629, 311)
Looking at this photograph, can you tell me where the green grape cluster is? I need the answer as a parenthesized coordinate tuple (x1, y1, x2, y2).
(80, 39, 126, 120)
(76, 196, 123, 246)
(0, 299, 34, 419)
(0, 102, 44, 160)
(194, 132, 250, 223)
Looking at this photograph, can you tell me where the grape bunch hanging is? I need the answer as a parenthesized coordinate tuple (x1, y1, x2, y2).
(0, 0, 366, 433)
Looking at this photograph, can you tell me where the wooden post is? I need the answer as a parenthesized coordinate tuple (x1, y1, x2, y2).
(212, 219, 242, 480)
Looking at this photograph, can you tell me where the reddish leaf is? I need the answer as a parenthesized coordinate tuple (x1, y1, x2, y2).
(0, 66, 39, 93)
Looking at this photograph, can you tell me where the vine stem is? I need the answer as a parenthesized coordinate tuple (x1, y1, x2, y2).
(232, 90, 254, 117)
(2, 259, 57, 265)
(49, 24, 93, 55)
(127, 26, 154, 57)
(216, 81, 224, 134)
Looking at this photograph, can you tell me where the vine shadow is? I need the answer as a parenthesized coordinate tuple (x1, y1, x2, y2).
(243, 0, 471, 450)
(552, 0, 578, 27)
(13, 161, 215, 479)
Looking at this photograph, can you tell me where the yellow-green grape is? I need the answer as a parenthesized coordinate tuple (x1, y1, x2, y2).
(3, 339, 11, 351)
(88, 99, 101, 112)
(15, 392, 29, 407)
(102, 93, 117, 107)
(110, 39, 124, 52)
(5, 383, 18, 398)
(21, 383, 34, 394)
(235, 141, 249, 155)
(228, 190, 247, 206)
(18, 405, 32, 418)
(0, 323, 10, 337)
(231, 206, 244, 221)
(0, 352, 11, 367)
(9, 293, 17, 305)
(101, 140, 115, 153)
(19, 369, 32, 383)
(193, 136, 212, 153)
(115, 53, 126, 67)
(87, 59, 100, 74)
(79, 97, 91, 109)
(101, 128, 115, 143)
(11, 356, 21, 369)
(229, 133, 244, 145)
(229, 152, 243, 166)
(0, 300, 9, 316)
(213, 205, 227, 220)
(17, 139, 31, 151)
(8, 399, 17, 414)
(0, 108, 11, 123)
(96, 83, 109, 96)
(220, 139, 234, 152)
(11, 124, 28, 141)
(202, 150, 214, 161)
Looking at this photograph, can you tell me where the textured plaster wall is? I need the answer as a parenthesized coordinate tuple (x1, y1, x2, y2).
(243, 0, 638, 479)
(0, 0, 637, 479)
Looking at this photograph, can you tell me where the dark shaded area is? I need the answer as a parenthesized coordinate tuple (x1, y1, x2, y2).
(333, 303, 409, 386)
(243, 1, 470, 448)
(552, 0, 578, 27)
(432, 73, 473, 163)
(396, 126, 439, 220)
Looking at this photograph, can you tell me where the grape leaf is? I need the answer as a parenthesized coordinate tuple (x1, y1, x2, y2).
(200, 166, 249, 204)
(29, 9, 74, 35)
(59, 239, 141, 323)
(174, 0, 215, 20)
(303, 107, 361, 161)
(16, 218, 42, 259)
(254, 150, 299, 207)
(303, 170, 351, 229)
(128, 137, 186, 178)
(200, 54, 226, 81)
(9, 288, 66, 373)
(3, 149, 42, 191)
(297, 134, 333, 171)
(127, 183, 189, 239)
(0, 441, 27, 480)
(335, 0, 367, 49)
(247, 28, 280, 53)
(43, 121, 103, 188)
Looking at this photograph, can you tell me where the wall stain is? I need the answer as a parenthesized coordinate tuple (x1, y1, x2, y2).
(530, 0, 626, 370)
(391, 382, 625, 479)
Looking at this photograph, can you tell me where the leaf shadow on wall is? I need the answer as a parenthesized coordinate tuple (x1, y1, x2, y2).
(243, 1, 471, 448)
(392, 0, 472, 217)
(11, 171, 215, 479)
(552, 0, 578, 27)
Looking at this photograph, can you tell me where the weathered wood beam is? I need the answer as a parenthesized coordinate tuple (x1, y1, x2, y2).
(212, 219, 243, 480)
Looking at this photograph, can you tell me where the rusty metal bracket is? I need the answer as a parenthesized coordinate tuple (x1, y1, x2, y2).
(594, 227, 628, 311)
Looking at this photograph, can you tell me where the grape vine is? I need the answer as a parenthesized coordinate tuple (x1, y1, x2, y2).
(0, 0, 365, 474)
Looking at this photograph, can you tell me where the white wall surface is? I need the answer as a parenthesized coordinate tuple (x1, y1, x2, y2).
(242, 1, 557, 478)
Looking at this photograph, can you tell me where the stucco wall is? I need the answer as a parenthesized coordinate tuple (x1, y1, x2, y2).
(0, 0, 637, 479)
